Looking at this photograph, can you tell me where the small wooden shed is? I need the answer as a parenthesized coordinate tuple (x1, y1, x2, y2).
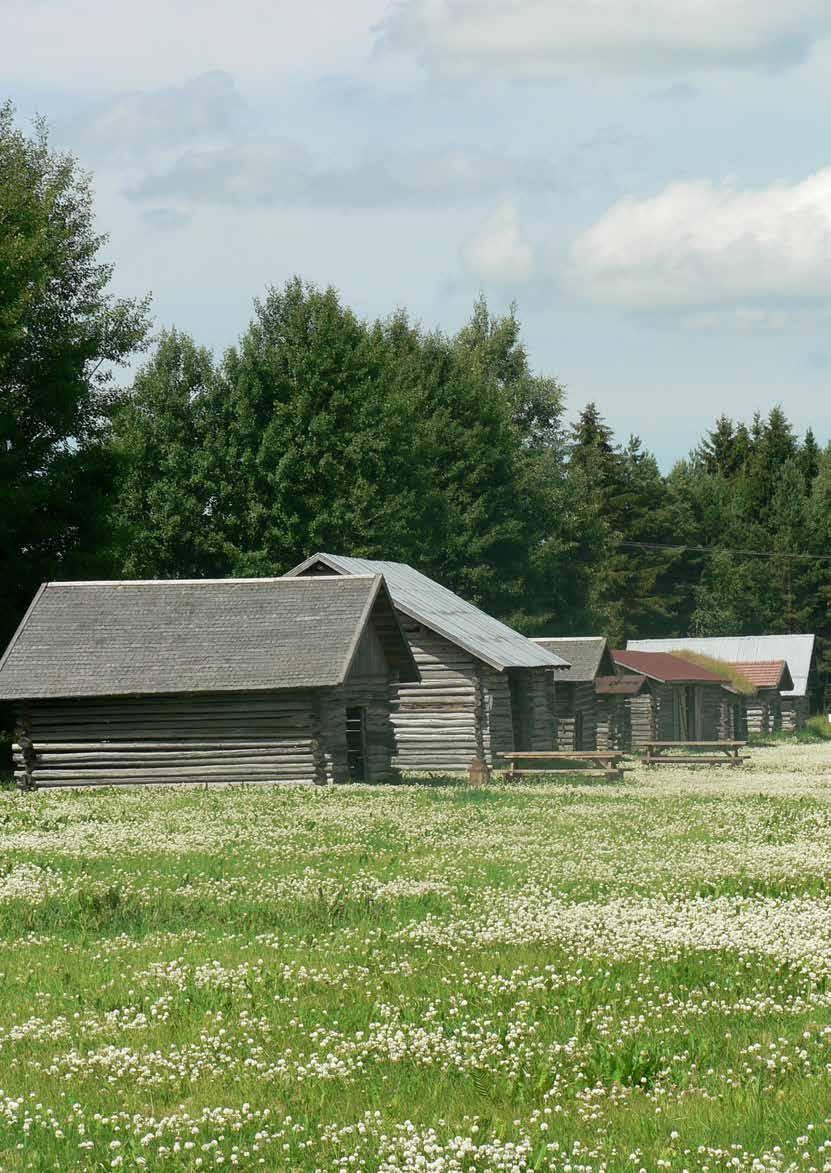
(612, 650, 733, 742)
(594, 673, 654, 750)
(287, 554, 568, 770)
(627, 635, 817, 729)
(531, 637, 615, 750)
(729, 661, 794, 735)
(0, 575, 419, 789)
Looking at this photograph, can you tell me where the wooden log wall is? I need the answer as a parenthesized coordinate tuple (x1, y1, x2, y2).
(743, 697, 768, 735)
(595, 696, 619, 751)
(339, 677, 398, 782)
(14, 691, 325, 788)
(628, 693, 655, 748)
(556, 682, 598, 751)
(480, 665, 513, 763)
(390, 621, 484, 771)
(781, 697, 808, 731)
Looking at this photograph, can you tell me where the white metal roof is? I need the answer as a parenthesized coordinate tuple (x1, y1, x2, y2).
(627, 634, 816, 698)
(286, 554, 569, 672)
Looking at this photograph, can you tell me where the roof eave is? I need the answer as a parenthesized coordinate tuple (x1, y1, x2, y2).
(288, 552, 562, 672)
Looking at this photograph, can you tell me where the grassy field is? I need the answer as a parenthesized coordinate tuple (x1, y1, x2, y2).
(2, 745, 831, 1170)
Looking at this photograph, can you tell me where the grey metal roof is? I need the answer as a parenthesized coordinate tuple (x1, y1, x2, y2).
(627, 635, 816, 698)
(286, 554, 568, 671)
(532, 636, 614, 682)
(0, 575, 419, 701)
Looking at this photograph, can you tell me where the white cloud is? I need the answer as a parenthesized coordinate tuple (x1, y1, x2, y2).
(140, 207, 193, 232)
(0, 0, 387, 89)
(461, 201, 535, 284)
(129, 144, 558, 208)
(379, 0, 831, 76)
(569, 168, 831, 310)
(61, 73, 245, 162)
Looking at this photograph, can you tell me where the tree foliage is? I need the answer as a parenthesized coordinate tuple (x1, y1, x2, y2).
(2, 109, 829, 720)
(0, 102, 150, 643)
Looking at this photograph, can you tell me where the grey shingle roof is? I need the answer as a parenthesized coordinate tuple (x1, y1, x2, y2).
(286, 554, 568, 671)
(627, 635, 816, 698)
(531, 637, 614, 682)
(0, 575, 419, 701)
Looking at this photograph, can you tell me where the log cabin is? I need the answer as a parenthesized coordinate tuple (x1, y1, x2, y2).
(612, 650, 734, 742)
(594, 673, 654, 750)
(727, 661, 794, 735)
(286, 554, 568, 771)
(0, 575, 419, 789)
(531, 637, 615, 751)
(627, 635, 816, 730)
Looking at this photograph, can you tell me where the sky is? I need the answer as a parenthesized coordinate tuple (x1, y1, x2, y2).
(3, 0, 831, 467)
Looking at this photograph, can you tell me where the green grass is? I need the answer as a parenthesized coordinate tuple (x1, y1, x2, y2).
(750, 714, 831, 745)
(806, 713, 831, 740)
(1, 744, 831, 1170)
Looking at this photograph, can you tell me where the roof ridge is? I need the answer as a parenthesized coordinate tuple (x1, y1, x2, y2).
(47, 575, 379, 587)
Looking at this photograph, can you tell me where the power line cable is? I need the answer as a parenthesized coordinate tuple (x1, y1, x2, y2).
(618, 541, 831, 563)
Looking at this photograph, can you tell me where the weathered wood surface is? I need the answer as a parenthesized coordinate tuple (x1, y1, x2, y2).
(643, 740, 747, 767)
(497, 749, 624, 781)
(14, 679, 402, 789)
(556, 681, 598, 751)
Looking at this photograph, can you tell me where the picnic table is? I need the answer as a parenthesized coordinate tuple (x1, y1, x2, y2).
(497, 750, 625, 781)
(643, 740, 747, 767)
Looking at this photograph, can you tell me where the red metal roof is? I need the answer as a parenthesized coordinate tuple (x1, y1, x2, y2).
(729, 661, 793, 691)
(612, 649, 727, 685)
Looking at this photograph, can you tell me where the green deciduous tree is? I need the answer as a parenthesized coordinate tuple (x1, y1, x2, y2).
(0, 102, 150, 642)
(107, 329, 222, 577)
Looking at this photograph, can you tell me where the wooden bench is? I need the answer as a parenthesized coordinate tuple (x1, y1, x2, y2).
(643, 740, 747, 767)
(497, 750, 625, 781)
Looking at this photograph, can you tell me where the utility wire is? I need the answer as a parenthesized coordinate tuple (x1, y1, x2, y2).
(618, 541, 831, 563)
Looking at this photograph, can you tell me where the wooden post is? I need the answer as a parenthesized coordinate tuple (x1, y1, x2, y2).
(14, 712, 36, 791)
(468, 757, 490, 787)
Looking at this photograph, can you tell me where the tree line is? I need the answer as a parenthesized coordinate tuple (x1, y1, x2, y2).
(2, 104, 830, 724)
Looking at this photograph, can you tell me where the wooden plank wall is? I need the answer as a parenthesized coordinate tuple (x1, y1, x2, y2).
(14, 691, 325, 788)
(654, 684, 728, 741)
(556, 681, 598, 750)
(700, 687, 722, 740)
(528, 669, 557, 751)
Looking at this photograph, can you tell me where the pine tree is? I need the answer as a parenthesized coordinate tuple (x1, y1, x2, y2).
(691, 550, 757, 636)
(769, 459, 813, 633)
(799, 427, 821, 489)
(566, 407, 674, 643)
(698, 415, 739, 477)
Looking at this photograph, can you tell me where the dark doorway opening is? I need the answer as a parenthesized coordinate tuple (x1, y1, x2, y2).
(345, 706, 367, 780)
(509, 672, 531, 750)
(574, 709, 585, 751)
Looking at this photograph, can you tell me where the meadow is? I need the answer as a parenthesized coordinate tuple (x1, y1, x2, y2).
(2, 745, 831, 1171)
